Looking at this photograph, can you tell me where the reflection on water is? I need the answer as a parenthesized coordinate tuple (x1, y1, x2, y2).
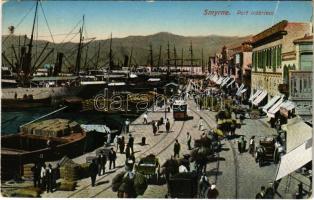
(1, 107, 138, 135)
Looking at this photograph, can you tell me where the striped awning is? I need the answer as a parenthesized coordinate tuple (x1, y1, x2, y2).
(252, 90, 267, 106)
(262, 95, 282, 113)
(249, 90, 262, 102)
(267, 97, 284, 118)
(226, 79, 235, 88)
(216, 77, 225, 85)
(221, 77, 230, 86)
(280, 100, 296, 111)
(236, 83, 245, 96)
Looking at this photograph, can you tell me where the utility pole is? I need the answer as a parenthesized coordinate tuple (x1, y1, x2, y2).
(107, 32, 113, 83)
(96, 42, 100, 69)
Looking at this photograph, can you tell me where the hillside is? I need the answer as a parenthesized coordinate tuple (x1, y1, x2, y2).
(2, 32, 251, 71)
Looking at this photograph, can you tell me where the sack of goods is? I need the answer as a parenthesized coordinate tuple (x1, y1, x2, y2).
(58, 180, 77, 191)
(134, 173, 148, 195)
(79, 163, 90, 178)
(60, 162, 81, 181)
(10, 187, 42, 197)
(112, 172, 126, 192)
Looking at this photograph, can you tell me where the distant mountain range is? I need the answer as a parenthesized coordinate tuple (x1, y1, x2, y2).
(2, 32, 251, 71)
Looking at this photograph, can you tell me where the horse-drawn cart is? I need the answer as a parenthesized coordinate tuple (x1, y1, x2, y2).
(135, 154, 160, 181)
(255, 137, 275, 167)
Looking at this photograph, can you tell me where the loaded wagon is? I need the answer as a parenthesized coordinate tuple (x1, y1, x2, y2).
(255, 137, 275, 167)
(135, 154, 160, 181)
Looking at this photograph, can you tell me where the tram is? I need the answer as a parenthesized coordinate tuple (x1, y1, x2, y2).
(173, 100, 188, 120)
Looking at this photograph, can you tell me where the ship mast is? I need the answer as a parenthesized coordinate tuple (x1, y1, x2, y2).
(189, 41, 193, 75)
(173, 44, 177, 71)
(22, 0, 39, 83)
(167, 41, 170, 73)
(75, 15, 84, 75)
(157, 45, 162, 70)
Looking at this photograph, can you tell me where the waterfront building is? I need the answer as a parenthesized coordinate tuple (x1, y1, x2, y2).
(251, 20, 311, 105)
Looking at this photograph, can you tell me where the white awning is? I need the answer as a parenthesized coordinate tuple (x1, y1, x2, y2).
(148, 78, 160, 82)
(81, 124, 111, 134)
(236, 83, 245, 96)
(211, 75, 218, 82)
(216, 77, 224, 85)
(282, 116, 312, 153)
(267, 98, 284, 118)
(249, 90, 262, 102)
(276, 138, 312, 181)
(221, 77, 230, 86)
(280, 100, 296, 111)
(226, 79, 235, 88)
(262, 95, 282, 113)
(108, 82, 126, 86)
(80, 81, 106, 85)
(252, 90, 267, 106)
(236, 88, 247, 96)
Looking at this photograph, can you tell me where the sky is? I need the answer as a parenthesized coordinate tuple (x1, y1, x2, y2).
(2, 1, 312, 43)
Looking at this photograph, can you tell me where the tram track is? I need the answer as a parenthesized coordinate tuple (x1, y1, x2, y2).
(90, 120, 187, 197)
(67, 117, 184, 198)
(189, 105, 239, 199)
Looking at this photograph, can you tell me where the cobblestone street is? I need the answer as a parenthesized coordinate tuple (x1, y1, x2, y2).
(40, 97, 295, 199)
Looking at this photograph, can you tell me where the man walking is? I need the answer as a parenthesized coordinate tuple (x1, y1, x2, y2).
(174, 139, 181, 158)
(125, 118, 130, 134)
(31, 162, 40, 187)
(166, 118, 170, 133)
(198, 117, 204, 131)
(109, 148, 117, 170)
(143, 112, 148, 124)
(89, 160, 98, 187)
(248, 136, 255, 157)
(187, 132, 192, 150)
(128, 134, 134, 154)
(153, 121, 157, 136)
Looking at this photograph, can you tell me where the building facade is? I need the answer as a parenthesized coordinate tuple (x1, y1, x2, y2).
(287, 35, 313, 120)
(251, 20, 311, 100)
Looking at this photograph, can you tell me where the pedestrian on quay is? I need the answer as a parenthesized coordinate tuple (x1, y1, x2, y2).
(173, 139, 181, 158)
(248, 136, 255, 157)
(119, 136, 125, 154)
(143, 112, 148, 124)
(125, 144, 131, 160)
(265, 183, 275, 199)
(153, 121, 157, 136)
(128, 134, 134, 154)
(207, 184, 219, 199)
(101, 153, 107, 175)
(187, 132, 192, 150)
(165, 118, 170, 133)
(255, 186, 266, 198)
(106, 132, 111, 146)
(31, 162, 40, 188)
(125, 118, 130, 134)
(89, 159, 98, 187)
(40, 164, 47, 190)
(97, 154, 102, 176)
(199, 173, 210, 198)
(198, 117, 204, 131)
(109, 147, 117, 170)
(46, 164, 53, 193)
(113, 135, 119, 151)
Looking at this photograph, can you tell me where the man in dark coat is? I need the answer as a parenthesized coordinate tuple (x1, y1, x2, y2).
(174, 139, 181, 158)
(100, 153, 107, 175)
(46, 164, 53, 193)
(128, 134, 134, 154)
(166, 118, 170, 133)
(119, 136, 125, 154)
(89, 160, 98, 187)
(31, 162, 40, 187)
(207, 185, 219, 198)
(109, 148, 117, 170)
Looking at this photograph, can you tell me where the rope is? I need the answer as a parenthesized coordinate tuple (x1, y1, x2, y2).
(2, 3, 36, 45)
(39, 0, 55, 44)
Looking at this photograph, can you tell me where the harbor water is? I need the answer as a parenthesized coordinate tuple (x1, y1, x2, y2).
(1, 107, 138, 135)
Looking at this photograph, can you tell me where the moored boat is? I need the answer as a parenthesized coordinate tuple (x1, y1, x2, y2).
(1, 118, 87, 180)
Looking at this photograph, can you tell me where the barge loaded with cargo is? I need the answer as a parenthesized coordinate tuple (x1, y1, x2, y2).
(1, 119, 87, 180)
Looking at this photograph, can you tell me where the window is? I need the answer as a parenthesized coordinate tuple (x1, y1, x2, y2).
(300, 54, 313, 71)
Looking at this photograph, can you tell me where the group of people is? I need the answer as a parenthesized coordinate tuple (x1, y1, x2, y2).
(89, 147, 117, 187)
(151, 117, 171, 135)
(31, 161, 57, 193)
